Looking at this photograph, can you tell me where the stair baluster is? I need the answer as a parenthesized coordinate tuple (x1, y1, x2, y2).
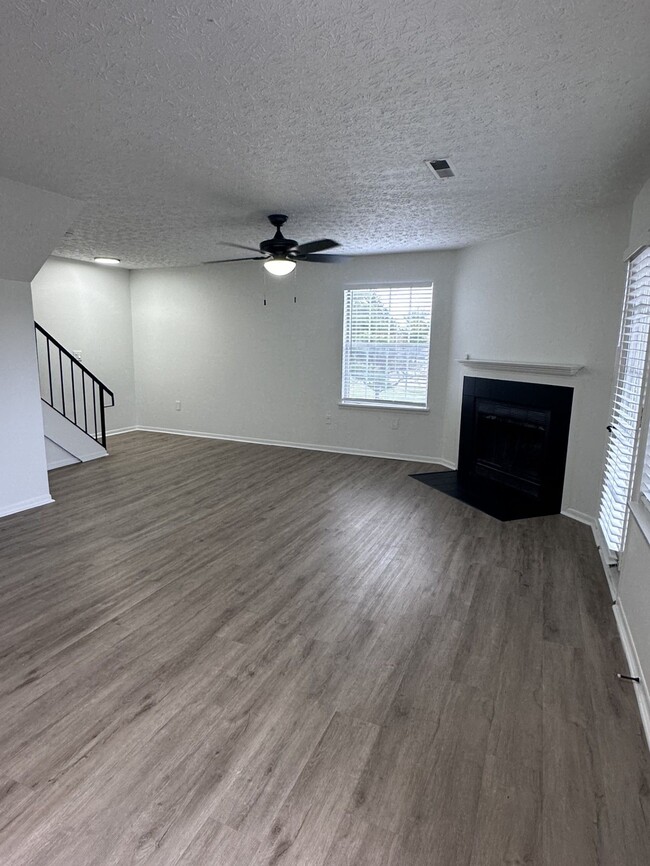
(34, 322, 115, 449)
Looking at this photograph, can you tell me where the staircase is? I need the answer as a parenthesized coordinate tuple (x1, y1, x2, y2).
(34, 323, 115, 469)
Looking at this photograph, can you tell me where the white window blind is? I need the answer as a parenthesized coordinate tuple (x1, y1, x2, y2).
(341, 284, 433, 408)
(598, 246, 650, 554)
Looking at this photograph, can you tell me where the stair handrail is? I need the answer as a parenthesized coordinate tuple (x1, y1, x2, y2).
(34, 322, 115, 449)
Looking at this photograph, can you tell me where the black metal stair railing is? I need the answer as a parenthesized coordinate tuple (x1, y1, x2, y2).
(34, 322, 115, 449)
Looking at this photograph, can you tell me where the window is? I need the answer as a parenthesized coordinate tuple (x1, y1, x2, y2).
(598, 246, 650, 555)
(341, 284, 433, 408)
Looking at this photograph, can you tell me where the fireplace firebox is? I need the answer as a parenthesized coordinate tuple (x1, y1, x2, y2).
(472, 399, 549, 496)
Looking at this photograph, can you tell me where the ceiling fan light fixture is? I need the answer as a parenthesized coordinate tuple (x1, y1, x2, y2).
(263, 257, 296, 276)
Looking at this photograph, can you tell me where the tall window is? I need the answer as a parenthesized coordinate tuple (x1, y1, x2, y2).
(341, 284, 433, 408)
(598, 247, 650, 555)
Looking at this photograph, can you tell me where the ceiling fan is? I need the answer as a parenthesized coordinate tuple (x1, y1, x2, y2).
(204, 214, 346, 275)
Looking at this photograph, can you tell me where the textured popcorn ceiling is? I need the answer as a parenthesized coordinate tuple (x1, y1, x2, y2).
(1, 0, 649, 268)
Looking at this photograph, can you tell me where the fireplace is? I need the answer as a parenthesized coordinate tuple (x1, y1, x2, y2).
(411, 377, 573, 521)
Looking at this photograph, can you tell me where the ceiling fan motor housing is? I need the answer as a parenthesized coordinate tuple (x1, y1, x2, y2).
(260, 215, 298, 256)
(260, 238, 298, 256)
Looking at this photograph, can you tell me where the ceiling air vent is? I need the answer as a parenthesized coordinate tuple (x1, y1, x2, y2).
(425, 158, 455, 179)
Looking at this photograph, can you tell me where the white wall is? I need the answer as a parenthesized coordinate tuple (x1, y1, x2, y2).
(32, 257, 136, 432)
(443, 204, 631, 520)
(0, 177, 81, 282)
(0, 177, 82, 518)
(0, 279, 52, 516)
(130, 251, 458, 461)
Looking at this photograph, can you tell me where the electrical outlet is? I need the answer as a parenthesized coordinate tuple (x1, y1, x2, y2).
(175, 400, 181, 411)
(391, 417, 400, 430)
(325, 412, 332, 426)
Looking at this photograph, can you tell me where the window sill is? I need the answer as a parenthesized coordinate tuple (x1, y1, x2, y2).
(629, 500, 650, 547)
(338, 401, 430, 413)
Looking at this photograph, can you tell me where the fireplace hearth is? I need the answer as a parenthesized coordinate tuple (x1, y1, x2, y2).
(412, 377, 573, 521)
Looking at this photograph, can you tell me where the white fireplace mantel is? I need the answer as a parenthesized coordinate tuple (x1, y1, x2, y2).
(457, 358, 584, 377)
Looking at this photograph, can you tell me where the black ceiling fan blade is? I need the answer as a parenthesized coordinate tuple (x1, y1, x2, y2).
(294, 239, 340, 256)
(203, 256, 267, 264)
(297, 253, 348, 263)
(218, 242, 263, 253)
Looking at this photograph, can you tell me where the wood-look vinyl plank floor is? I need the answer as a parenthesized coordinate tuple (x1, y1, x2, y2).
(0, 431, 649, 865)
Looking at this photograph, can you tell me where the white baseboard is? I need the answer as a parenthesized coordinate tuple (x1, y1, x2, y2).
(561, 507, 596, 528)
(135, 425, 454, 467)
(79, 451, 109, 462)
(47, 457, 79, 470)
(107, 426, 139, 437)
(612, 598, 650, 752)
(0, 494, 54, 519)
(427, 456, 456, 469)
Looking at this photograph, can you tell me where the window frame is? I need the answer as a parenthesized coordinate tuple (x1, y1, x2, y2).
(630, 286, 650, 542)
(340, 281, 434, 411)
(640, 432, 650, 510)
(630, 411, 650, 544)
(599, 245, 650, 555)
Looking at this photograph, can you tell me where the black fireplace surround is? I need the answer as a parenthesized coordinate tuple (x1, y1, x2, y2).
(412, 377, 573, 521)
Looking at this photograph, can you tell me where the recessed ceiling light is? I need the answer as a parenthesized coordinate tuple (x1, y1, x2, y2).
(94, 256, 121, 266)
(263, 258, 296, 276)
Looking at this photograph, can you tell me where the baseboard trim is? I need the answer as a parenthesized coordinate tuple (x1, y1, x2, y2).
(429, 456, 457, 470)
(78, 451, 108, 463)
(0, 494, 54, 519)
(135, 425, 453, 467)
(612, 598, 650, 752)
(107, 426, 139, 437)
(561, 507, 596, 528)
(47, 457, 79, 470)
